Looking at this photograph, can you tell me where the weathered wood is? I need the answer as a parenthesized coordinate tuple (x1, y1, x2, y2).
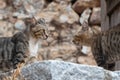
(109, 6, 120, 28)
(101, 0, 109, 31)
(101, 0, 120, 71)
(106, 0, 120, 15)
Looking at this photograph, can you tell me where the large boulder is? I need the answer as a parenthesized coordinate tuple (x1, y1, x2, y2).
(90, 7, 101, 25)
(18, 60, 120, 80)
(72, 0, 100, 14)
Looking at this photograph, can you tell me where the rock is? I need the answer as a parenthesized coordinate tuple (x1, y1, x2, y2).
(90, 7, 101, 25)
(55, 0, 69, 3)
(37, 54, 43, 61)
(52, 31, 59, 38)
(47, 44, 77, 59)
(59, 5, 79, 24)
(13, 0, 45, 15)
(35, 11, 59, 23)
(13, 0, 23, 7)
(13, 0, 25, 12)
(59, 14, 69, 23)
(0, 21, 14, 37)
(8, 16, 17, 24)
(16, 60, 120, 80)
(0, 14, 5, 20)
(79, 8, 92, 25)
(14, 20, 26, 30)
(66, 57, 77, 63)
(48, 26, 56, 31)
(13, 12, 32, 19)
(72, 0, 100, 14)
(25, 0, 45, 12)
(49, 51, 62, 59)
(44, 2, 79, 24)
(24, 1, 36, 14)
(5, 0, 13, 6)
(0, 10, 9, 20)
(77, 55, 96, 65)
(0, 0, 6, 9)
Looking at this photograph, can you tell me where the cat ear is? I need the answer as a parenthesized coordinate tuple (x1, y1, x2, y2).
(81, 21, 89, 31)
(38, 18, 46, 26)
(32, 16, 38, 24)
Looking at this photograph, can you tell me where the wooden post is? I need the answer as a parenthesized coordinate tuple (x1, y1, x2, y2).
(101, 0, 109, 31)
(101, 0, 120, 70)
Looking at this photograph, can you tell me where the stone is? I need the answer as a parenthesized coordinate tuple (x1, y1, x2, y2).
(90, 7, 101, 25)
(66, 57, 77, 63)
(59, 14, 69, 23)
(0, 22, 14, 37)
(24, 0, 45, 12)
(41, 40, 49, 47)
(37, 54, 43, 61)
(5, 0, 13, 6)
(14, 60, 120, 80)
(48, 26, 55, 31)
(55, 0, 69, 3)
(0, 14, 4, 20)
(0, 0, 6, 9)
(13, 12, 32, 19)
(13, 0, 24, 12)
(13, 0, 23, 7)
(79, 8, 92, 25)
(59, 5, 79, 24)
(49, 51, 62, 59)
(72, 0, 100, 14)
(77, 55, 96, 65)
(14, 20, 26, 30)
(8, 16, 17, 24)
(35, 11, 59, 23)
(24, 2, 36, 14)
(47, 44, 76, 59)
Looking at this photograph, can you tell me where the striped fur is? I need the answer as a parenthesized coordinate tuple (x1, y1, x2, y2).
(0, 18, 48, 72)
(73, 26, 120, 71)
(0, 32, 29, 72)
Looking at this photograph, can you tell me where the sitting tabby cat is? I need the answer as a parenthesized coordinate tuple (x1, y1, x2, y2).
(0, 17, 48, 72)
(73, 26, 120, 71)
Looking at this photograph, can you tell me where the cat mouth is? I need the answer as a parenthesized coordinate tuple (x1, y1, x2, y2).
(35, 33, 48, 40)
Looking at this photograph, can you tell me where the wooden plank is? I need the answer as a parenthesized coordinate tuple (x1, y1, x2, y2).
(101, 0, 120, 70)
(115, 61, 120, 70)
(106, 0, 120, 15)
(109, 6, 120, 28)
(101, 0, 109, 31)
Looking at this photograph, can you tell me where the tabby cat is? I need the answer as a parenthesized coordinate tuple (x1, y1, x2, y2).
(73, 26, 120, 71)
(0, 17, 48, 72)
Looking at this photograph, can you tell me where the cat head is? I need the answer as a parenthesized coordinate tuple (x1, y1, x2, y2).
(24, 17, 48, 40)
(72, 26, 100, 46)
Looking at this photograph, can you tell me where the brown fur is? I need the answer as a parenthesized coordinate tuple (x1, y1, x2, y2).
(73, 26, 120, 70)
(0, 17, 48, 72)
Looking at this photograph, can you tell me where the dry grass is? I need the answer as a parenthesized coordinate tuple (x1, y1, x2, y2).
(2, 63, 25, 80)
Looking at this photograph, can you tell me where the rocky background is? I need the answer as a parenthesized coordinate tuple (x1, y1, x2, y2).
(0, 0, 100, 67)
